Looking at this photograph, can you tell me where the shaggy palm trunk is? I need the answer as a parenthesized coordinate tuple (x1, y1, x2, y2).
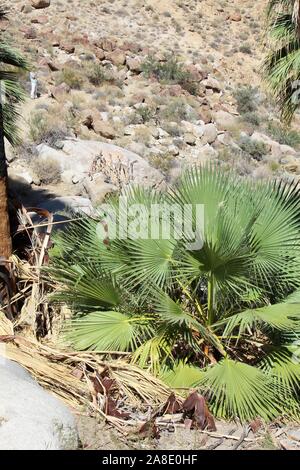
(0, 98, 12, 263)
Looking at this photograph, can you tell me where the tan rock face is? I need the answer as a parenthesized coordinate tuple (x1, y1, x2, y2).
(105, 49, 126, 66)
(31, 0, 51, 9)
(93, 120, 117, 139)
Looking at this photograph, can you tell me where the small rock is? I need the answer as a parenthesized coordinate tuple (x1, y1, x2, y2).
(83, 173, 117, 206)
(93, 120, 117, 139)
(105, 49, 126, 66)
(202, 76, 222, 92)
(213, 110, 239, 131)
(184, 133, 196, 146)
(24, 27, 37, 39)
(126, 56, 142, 73)
(202, 123, 218, 144)
(229, 13, 242, 22)
(59, 43, 75, 54)
(31, 0, 50, 9)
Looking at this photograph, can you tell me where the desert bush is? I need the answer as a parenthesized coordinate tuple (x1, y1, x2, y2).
(86, 63, 113, 86)
(32, 157, 61, 184)
(142, 55, 198, 95)
(160, 97, 198, 122)
(29, 111, 69, 146)
(266, 122, 300, 148)
(135, 106, 154, 123)
(148, 152, 174, 173)
(57, 67, 84, 89)
(241, 111, 261, 126)
(234, 85, 259, 114)
(238, 135, 268, 160)
(50, 166, 300, 422)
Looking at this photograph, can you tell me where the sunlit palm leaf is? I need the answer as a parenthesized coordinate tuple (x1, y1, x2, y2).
(196, 358, 281, 421)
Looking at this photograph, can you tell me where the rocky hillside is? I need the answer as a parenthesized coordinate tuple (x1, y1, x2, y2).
(3, 0, 300, 213)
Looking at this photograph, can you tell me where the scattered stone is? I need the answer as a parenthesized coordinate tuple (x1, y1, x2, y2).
(93, 120, 117, 139)
(126, 57, 142, 73)
(59, 43, 75, 54)
(229, 13, 242, 22)
(202, 123, 218, 144)
(24, 27, 37, 39)
(83, 173, 117, 206)
(105, 49, 126, 66)
(213, 110, 239, 131)
(184, 133, 197, 146)
(202, 77, 222, 92)
(31, 0, 50, 9)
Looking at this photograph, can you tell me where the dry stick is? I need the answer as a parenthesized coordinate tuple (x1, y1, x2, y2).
(191, 429, 254, 442)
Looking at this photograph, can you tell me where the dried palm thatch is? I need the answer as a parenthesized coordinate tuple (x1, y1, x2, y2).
(0, 324, 171, 413)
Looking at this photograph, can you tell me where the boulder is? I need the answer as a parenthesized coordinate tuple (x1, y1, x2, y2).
(93, 120, 117, 139)
(83, 173, 117, 206)
(0, 359, 78, 450)
(202, 76, 222, 92)
(36, 140, 165, 190)
(31, 0, 50, 8)
(126, 57, 143, 73)
(202, 123, 218, 144)
(213, 110, 239, 131)
(105, 49, 126, 66)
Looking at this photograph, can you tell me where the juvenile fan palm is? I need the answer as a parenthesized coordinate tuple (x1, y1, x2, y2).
(50, 166, 300, 421)
(264, 0, 300, 123)
(0, 7, 28, 260)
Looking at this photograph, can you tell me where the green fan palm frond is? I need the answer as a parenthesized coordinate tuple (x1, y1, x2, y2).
(260, 346, 300, 394)
(264, 1, 300, 123)
(197, 358, 281, 421)
(0, 43, 29, 145)
(65, 311, 151, 352)
(215, 301, 300, 338)
(159, 362, 204, 388)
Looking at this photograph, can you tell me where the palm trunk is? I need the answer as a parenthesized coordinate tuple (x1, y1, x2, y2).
(0, 99, 12, 263)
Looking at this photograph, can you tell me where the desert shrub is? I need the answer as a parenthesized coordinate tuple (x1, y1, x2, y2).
(86, 63, 113, 86)
(135, 106, 154, 123)
(29, 111, 69, 146)
(266, 122, 300, 148)
(241, 111, 261, 126)
(57, 67, 84, 89)
(141, 55, 198, 95)
(33, 157, 61, 184)
(162, 122, 183, 136)
(233, 85, 259, 114)
(239, 45, 252, 54)
(148, 152, 174, 173)
(160, 97, 198, 122)
(238, 135, 268, 160)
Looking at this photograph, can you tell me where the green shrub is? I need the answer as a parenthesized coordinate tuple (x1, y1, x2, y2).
(238, 135, 268, 160)
(266, 122, 300, 148)
(142, 55, 198, 95)
(149, 152, 174, 173)
(242, 111, 261, 126)
(160, 97, 198, 122)
(58, 67, 84, 89)
(233, 85, 259, 114)
(135, 106, 154, 123)
(86, 63, 112, 86)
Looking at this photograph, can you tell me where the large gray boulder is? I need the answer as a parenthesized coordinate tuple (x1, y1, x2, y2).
(36, 139, 165, 189)
(0, 359, 78, 450)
